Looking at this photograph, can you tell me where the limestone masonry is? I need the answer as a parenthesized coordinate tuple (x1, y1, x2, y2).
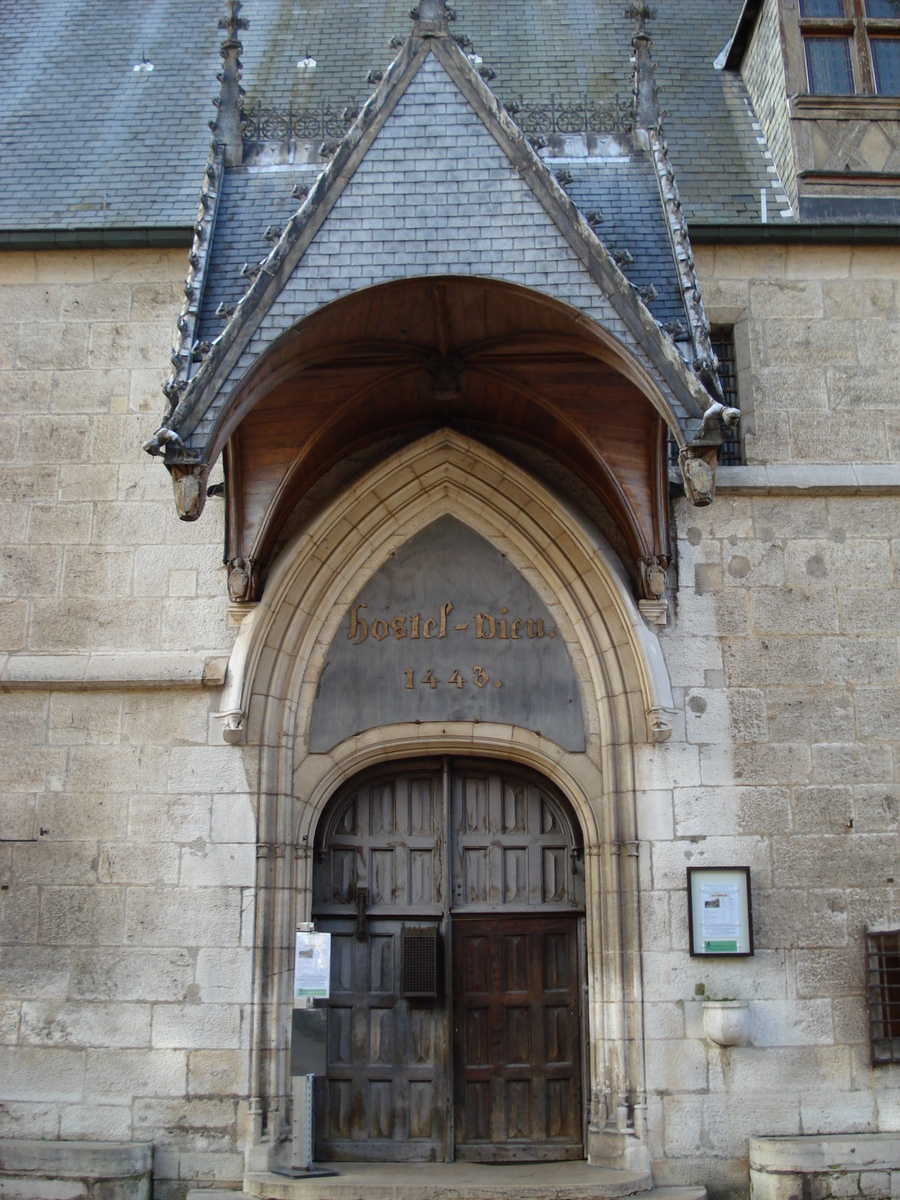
(1, 2, 899, 1199)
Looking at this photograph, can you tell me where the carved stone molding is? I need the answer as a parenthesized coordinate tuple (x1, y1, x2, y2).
(638, 599, 667, 626)
(646, 704, 676, 743)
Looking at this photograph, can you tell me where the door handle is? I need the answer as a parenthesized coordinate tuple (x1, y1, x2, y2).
(355, 886, 368, 940)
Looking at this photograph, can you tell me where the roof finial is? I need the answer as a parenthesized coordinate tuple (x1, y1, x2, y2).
(214, 0, 247, 167)
(626, 1, 658, 132)
(413, 0, 451, 37)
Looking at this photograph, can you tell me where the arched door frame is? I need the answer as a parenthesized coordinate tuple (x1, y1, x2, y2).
(309, 754, 588, 1162)
(226, 429, 674, 1174)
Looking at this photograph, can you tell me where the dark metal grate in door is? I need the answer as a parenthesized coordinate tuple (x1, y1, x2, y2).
(401, 925, 438, 999)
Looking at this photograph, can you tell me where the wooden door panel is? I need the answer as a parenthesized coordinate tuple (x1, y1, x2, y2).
(453, 916, 583, 1161)
(315, 918, 446, 1161)
(451, 768, 583, 914)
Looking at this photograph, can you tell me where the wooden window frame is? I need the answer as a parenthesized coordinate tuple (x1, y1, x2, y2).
(795, 0, 900, 95)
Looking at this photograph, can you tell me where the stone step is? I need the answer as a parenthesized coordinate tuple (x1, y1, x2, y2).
(241, 1163, 706, 1200)
(0, 1140, 152, 1200)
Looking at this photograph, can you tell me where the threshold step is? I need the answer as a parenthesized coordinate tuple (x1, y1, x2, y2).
(244, 1161, 657, 1200)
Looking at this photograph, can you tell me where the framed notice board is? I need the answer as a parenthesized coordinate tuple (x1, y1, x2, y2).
(687, 866, 754, 957)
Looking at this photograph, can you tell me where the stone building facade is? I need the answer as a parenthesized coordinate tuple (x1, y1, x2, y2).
(1, 1, 899, 1198)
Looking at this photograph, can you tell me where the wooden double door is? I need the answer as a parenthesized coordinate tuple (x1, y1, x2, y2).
(312, 759, 585, 1162)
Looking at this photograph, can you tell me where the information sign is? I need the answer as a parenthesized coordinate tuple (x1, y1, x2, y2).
(687, 866, 753, 957)
(293, 930, 332, 1002)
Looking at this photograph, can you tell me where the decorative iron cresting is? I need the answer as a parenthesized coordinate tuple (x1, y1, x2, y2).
(240, 99, 357, 146)
(505, 93, 633, 137)
(239, 92, 633, 148)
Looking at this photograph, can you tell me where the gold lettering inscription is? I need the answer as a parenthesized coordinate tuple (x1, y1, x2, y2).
(349, 603, 368, 644)
(351, 601, 555, 644)
(475, 612, 495, 639)
(402, 667, 501, 690)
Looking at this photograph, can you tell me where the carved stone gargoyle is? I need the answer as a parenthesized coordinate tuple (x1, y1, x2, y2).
(639, 555, 668, 600)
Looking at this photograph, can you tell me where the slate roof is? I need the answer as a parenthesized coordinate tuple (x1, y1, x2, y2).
(196, 155, 688, 348)
(1, 0, 789, 234)
(197, 166, 317, 343)
(564, 159, 688, 333)
(235, 0, 788, 227)
(0, 0, 222, 234)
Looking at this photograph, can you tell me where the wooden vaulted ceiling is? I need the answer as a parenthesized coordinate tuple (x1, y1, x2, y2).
(220, 277, 672, 598)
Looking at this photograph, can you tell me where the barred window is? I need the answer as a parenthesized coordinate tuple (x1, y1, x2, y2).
(867, 929, 900, 1064)
(710, 328, 742, 467)
(668, 327, 742, 468)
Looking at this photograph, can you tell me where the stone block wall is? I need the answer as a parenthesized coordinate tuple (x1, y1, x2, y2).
(1, 236, 898, 1200)
(0, 249, 253, 1197)
(639, 244, 900, 1195)
(695, 243, 900, 465)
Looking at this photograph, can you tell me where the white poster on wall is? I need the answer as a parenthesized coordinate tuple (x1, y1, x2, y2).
(688, 867, 753, 956)
(293, 930, 332, 1003)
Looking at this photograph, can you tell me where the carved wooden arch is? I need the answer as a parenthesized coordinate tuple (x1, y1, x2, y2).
(227, 430, 671, 1172)
(216, 276, 677, 606)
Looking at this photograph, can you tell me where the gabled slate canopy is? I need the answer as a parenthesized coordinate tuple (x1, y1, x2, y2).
(145, 0, 733, 604)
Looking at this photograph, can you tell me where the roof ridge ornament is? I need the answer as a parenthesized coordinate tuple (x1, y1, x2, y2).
(413, 0, 452, 37)
(214, 0, 247, 167)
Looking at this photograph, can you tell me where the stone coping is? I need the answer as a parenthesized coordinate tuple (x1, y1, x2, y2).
(0, 1139, 152, 1175)
(749, 1133, 900, 1173)
(0, 652, 228, 690)
(716, 463, 900, 493)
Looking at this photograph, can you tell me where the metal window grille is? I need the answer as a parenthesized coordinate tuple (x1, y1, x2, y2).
(710, 329, 742, 466)
(669, 328, 742, 466)
(867, 929, 900, 1064)
(401, 926, 438, 999)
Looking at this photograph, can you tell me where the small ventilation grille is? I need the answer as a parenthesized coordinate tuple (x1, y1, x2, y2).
(868, 929, 900, 1064)
(401, 926, 438, 999)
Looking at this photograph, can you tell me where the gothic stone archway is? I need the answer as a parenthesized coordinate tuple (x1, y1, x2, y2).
(225, 432, 674, 1174)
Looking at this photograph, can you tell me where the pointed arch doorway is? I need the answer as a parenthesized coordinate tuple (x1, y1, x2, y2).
(312, 756, 586, 1163)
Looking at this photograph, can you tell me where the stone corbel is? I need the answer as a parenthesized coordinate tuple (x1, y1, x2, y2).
(215, 708, 246, 745)
(169, 462, 209, 522)
(638, 554, 668, 601)
(227, 556, 261, 603)
(679, 444, 717, 507)
(646, 704, 676, 743)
